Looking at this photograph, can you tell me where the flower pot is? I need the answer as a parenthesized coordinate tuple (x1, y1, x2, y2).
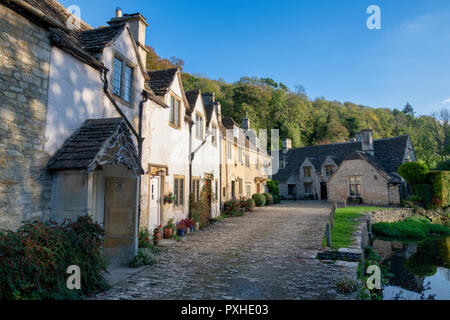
(177, 228, 185, 237)
(164, 227, 173, 239)
(154, 232, 162, 241)
(195, 222, 200, 231)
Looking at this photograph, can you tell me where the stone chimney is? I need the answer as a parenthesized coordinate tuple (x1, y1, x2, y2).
(214, 102, 221, 118)
(356, 129, 374, 155)
(108, 11, 149, 66)
(242, 112, 250, 130)
(283, 139, 292, 153)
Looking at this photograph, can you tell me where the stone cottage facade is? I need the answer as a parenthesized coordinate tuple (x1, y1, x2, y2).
(220, 115, 272, 206)
(274, 130, 416, 206)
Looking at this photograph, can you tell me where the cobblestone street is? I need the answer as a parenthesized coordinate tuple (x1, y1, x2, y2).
(92, 201, 358, 300)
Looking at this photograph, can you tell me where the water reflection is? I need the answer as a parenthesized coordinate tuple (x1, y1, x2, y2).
(372, 237, 450, 300)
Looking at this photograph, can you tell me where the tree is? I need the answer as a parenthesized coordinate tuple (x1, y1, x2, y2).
(146, 46, 184, 71)
(402, 102, 415, 116)
(431, 107, 449, 161)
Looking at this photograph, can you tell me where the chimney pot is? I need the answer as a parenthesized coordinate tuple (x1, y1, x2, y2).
(116, 7, 122, 18)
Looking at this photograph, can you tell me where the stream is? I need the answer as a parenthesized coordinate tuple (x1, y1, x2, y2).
(372, 237, 450, 300)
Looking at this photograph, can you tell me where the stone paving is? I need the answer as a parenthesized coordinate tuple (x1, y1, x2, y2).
(91, 201, 358, 300)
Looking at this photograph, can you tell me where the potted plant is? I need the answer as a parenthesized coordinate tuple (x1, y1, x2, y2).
(163, 192, 176, 204)
(191, 209, 201, 231)
(177, 220, 187, 237)
(164, 218, 175, 239)
(184, 218, 195, 232)
(153, 225, 162, 245)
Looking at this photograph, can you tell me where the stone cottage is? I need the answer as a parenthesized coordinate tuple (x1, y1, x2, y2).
(273, 130, 416, 206)
(0, 0, 166, 265)
(139, 67, 191, 230)
(220, 114, 272, 206)
(185, 91, 221, 219)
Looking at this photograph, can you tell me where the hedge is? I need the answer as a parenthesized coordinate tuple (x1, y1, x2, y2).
(414, 184, 432, 208)
(252, 194, 266, 207)
(0, 216, 108, 300)
(263, 193, 273, 205)
(429, 171, 450, 208)
(398, 162, 429, 185)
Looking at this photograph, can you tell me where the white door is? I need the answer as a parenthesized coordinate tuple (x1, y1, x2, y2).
(149, 176, 160, 230)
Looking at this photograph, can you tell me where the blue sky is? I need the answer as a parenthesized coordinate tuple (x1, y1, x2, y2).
(60, 0, 450, 116)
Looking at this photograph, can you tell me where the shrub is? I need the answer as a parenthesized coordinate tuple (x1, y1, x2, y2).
(138, 227, 152, 248)
(252, 194, 266, 207)
(129, 248, 157, 268)
(408, 195, 422, 202)
(335, 277, 360, 294)
(263, 193, 273, 205)
(398, 161, 429, 185)
(414, 184, 432, 208)
(429, 170, 450, 208)
(244, 198, 255, 212)
(0, 216, 108, 300)
(435, 160, 450, 171)
(224, 200, 240, 216)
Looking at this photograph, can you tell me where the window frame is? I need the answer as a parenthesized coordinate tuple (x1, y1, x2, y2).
(325, 165, 334, 177)
(304, 182, 313, 195)
(173, 175, 185, 206)
(303, 166, 312, 177)
(169, 94, 182, 129)
(211, 124, 217, 146)
(195, 112, 204, 140)
(111, 52, 135, 106)
(349, 176, 362, 197)
(192, 177, 201, 202)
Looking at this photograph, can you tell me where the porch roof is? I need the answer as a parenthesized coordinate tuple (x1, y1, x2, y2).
(47, 118, 144, 176)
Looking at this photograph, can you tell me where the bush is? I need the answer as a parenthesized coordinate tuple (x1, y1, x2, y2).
(398, 162, 429, 185)
(252, 194, 266, 207)
(129, 248, 157, 268)
(429, 170, 450, 208)
(0, 216, 108, 300)
(263, 193, 273, 205)
(244, 198, 255, 211)
(267, 180, 280, 202)
(224, 200, 240, 216)
(414, 184, 432, 208)
(408, 195, 422, 202)
(138, 227, 152, 248)
(435, 160, 450, 171)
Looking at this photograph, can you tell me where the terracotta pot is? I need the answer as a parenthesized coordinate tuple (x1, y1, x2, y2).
(164, 227, 173, 239)
(154, 232, 162, 241)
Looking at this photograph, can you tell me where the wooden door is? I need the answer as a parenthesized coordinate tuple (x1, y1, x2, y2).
(104, 177, 137, 265)
(149, 176, 161, 230)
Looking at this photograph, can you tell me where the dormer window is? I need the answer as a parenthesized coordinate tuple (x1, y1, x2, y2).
(325, 166, 334, 177)
(112, 55, 134, 104)
(304, 166, 312, 177)
(211, 124, 217, 146)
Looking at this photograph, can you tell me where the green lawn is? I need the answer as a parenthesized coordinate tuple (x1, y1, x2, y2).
(325, 207, 388, 250)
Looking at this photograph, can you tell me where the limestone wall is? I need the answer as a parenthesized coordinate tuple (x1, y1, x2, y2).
(0, 5, 52, 230)
(370, 208, 415, 224)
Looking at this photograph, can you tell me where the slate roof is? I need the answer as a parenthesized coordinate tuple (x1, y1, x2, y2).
(49, 24, 126, 68)
(147, 68, 178, 96)
(273, 135, 410, 183)
(222, 117, 238, 129)
(185, 90, 200, 116)
(344, 151, 401, 183)
(47, 118, 144, 175)
(20, 0, 92, 31)
(205, 104, 215, 127)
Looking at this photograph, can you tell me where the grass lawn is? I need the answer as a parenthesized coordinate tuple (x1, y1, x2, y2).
(325, 207, 388, 250)
(372, 216, 450, 240)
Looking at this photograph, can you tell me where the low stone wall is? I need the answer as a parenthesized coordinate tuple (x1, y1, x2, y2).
(370, 208, 414, 224)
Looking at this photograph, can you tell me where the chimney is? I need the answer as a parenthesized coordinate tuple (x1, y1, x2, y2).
(356, 129, 374, 155)
(283, 139, 292, 153)
(242, 112, 250, 130)
(108, 11, 149, 67)
(115, 7, 123, 18)
(215, 102, 221, 118)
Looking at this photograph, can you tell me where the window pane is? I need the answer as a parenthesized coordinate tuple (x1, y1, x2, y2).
(113, 58, 123, 96)
(176, 100, 181, 126)
(170, 97, 175, 124)
(180, 179, 184, 205)
(350, 184, 355, 196)
(124, 65, 133, 103)
(356, 184, 361, 196)
(174, 178, 179, 205)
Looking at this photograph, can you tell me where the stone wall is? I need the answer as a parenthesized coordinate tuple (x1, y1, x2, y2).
(370, 208, 414, 224)
(0, 5, 52, 230)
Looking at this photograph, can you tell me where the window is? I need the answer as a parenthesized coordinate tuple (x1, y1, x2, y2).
(304, 183, 313, 194)
(256, 157, 260, 169)
(239, 179, 243, 195)
(195, 113, 203, 140)
(349, 176, 361, 197)
(174, 176, 184, 206)
(245, 153, 250, 168)
(304, 166, 312, 177)
(170, 95, 181, 128)
(246, 183, 251, 198)
(227, 141, 233, 160)
(325, 166, 334, 177)
(211, 124, 217, 146)
(223, 187, 226, 197)
(238, 147, 243, 163)
(192, 178, 201, 202)
(112, 56, 134, 103)
(215, 180, 218, 197)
